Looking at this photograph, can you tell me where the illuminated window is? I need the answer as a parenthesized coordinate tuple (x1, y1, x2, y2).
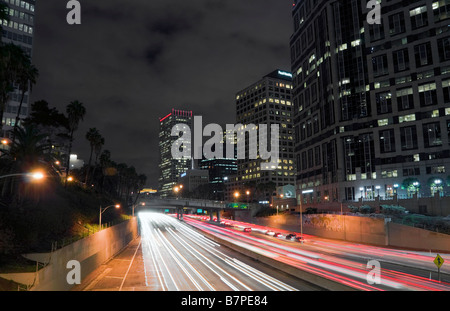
(378, 119, 389, 127)
(399, 114, 416, 123)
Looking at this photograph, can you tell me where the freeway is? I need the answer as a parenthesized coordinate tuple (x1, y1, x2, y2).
(139, 212, 320, 291)
(183, 215, 450, 291)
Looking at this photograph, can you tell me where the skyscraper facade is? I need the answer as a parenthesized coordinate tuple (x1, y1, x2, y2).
(158, 109, 193, 197)
(227, 69, 296, 201)
(1, 0, 35, 138)
(290, 0, 450, 205)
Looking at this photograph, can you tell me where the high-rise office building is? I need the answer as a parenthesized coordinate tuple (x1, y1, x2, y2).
(1, 0, 35, 138)
(158, 109, 193, 197)
(200, 157, 237, 200)
(290, 0, 450, 205)
(227, 69, 296, 201)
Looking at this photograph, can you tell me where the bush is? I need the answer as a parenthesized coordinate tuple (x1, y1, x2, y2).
(348, 205, 359, 213)
(360, 205, 375, 214)
(380, 204, 406, 215)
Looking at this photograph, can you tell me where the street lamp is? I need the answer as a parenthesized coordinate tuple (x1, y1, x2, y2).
(299, 194, 303, 244)
(0, 171, 45, 182)
(234, 191, 240, 202)
(99, 204, 120, 230)
(434, 179, 442, 197)
(413, 181, 419, 198)
(1, 138, 10, 153)
(246, 190, 250, 203)
(173, 184, 183, 198)
(376, 185, 381, 197)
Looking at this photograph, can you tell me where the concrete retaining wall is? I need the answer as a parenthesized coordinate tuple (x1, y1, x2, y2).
(237, 214, 450, 253)
(388, 222, 450, 252)
(1, 218, 138, 291)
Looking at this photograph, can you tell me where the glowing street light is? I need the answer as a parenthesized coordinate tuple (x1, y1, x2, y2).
(234, 191, 240, 202)
(173, 184, 183, 199)
(30, 171, 45, 181)
(0, 171, 45, 182)
(99, 204, 121, 230)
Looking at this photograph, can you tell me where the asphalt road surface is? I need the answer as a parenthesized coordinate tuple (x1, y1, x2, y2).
(73, 213, 321, 291)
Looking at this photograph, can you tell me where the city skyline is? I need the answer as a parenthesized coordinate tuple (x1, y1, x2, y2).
(2, 0, 450, 296)
(29, 0, 293, 188)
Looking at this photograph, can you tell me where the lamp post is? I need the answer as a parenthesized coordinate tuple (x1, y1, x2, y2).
(173, 184, 183, 199)
(413, 181, 419, 199)
(0, 171, 45, 181)
(434, 179, 442, 197)
(394, 184, 399, 206)
(299, 194, 303, 244)
(99, 204, 120, 230)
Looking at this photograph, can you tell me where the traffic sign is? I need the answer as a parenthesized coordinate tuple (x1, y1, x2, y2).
(434, 254, 444, 269)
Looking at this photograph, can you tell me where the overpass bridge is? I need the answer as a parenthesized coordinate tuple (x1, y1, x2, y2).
(135, 197, 254, 221)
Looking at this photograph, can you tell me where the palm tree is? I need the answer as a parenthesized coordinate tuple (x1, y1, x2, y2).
(91, 135, 105, 181)
(1, 124, 50, 197)
(12, 59, 39, 145)
(64, 100, 86, 186)
(84, 128, 101, 185)
(7, 124, 50, 166)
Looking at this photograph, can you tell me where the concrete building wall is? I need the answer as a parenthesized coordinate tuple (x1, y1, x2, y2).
(237, 213, 450, 252)
(2, 218, 139, 291)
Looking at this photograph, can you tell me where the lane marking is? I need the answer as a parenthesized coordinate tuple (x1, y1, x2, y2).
(119, 238, 141, 291)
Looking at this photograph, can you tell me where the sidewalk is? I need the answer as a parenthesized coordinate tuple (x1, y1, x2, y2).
(72, 237, 149, 291)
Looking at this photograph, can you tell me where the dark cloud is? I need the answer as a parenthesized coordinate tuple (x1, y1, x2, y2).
(31, 0, 293, 188)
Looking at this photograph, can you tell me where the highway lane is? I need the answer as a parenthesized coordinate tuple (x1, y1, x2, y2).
(139, 212, 320, 291)
(184, 216, 450, 291)
(227, 218, 450, 280)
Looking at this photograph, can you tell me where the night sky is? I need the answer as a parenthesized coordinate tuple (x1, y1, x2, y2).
(31, 0, 293, 188)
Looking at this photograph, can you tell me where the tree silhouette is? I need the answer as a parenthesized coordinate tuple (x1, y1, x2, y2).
(64, 100, 86, 186)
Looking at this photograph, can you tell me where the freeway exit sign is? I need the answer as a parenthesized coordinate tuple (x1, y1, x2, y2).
(434, 254, 445, 269)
